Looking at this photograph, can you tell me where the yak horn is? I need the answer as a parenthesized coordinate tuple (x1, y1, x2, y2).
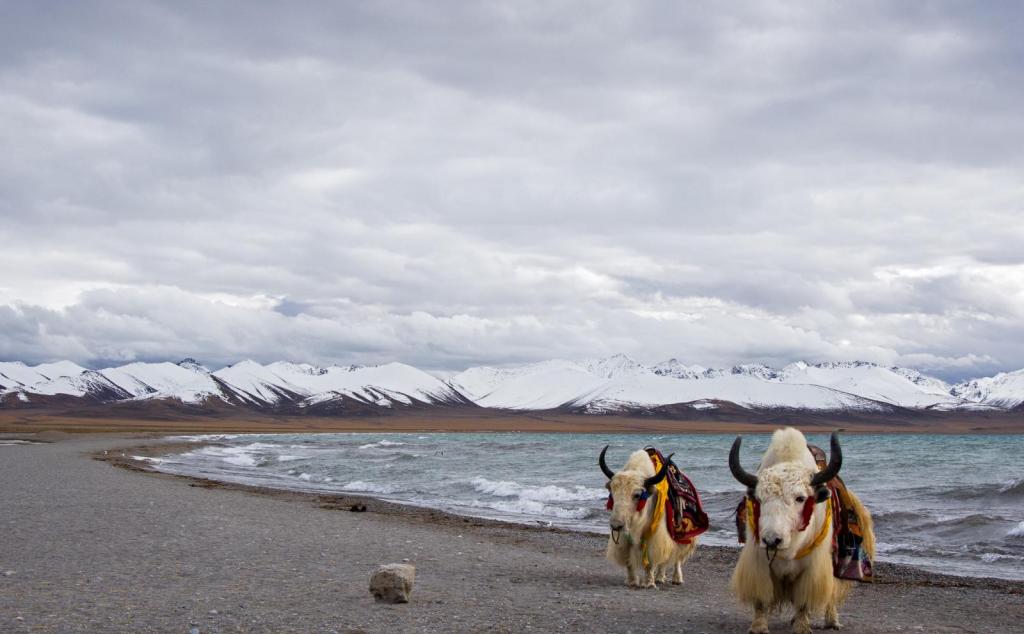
(643, 453, 673, 489)
(729, 436, 759, 489)
(810, 432, 842, 486)
(598, 445, 615, 479)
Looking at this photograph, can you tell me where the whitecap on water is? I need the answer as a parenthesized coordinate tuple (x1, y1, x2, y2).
(359, 440, 405, 449)
(341, 480, 398, 494)
(998, 478, 1024, 496)
(131, 455, 164, 464)
(470, 477, 604, 503)
(467, 498, 592, 520)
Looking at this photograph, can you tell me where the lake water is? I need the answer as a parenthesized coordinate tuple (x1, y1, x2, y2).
(141, 432, 1024, 580)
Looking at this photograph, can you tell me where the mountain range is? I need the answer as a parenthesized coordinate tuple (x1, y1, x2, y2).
(2, 354, 1023, 417)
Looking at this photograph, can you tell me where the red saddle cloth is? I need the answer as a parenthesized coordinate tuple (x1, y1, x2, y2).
(645, 447, 709, 544)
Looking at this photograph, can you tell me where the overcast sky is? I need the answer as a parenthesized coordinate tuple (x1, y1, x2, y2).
(2, 2, 1023, 380)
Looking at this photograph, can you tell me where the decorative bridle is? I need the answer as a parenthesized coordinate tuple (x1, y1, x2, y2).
(599, 446, 673, 563)
(605, 488, 650, 512)
(730, 432, 843, 560)
(598, 445, 671, 513)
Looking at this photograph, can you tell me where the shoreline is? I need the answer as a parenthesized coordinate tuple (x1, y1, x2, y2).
(3, 409, 1023, 435)
(2, 432, 1023, 633)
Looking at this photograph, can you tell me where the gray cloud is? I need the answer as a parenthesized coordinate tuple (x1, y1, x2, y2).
(2, 1, 1023, 380)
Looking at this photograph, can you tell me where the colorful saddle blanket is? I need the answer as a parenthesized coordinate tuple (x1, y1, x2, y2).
(645, 447, 709, 544)
(734, 443, 873, 582)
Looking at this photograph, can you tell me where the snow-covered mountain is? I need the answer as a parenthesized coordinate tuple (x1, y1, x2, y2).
(448, 355, 1011, 413)
(1, 358, 465, 411)
(651, 359, 710, 380)
(450, 358, 888, 412)
(0, 361, 88, 390)
(951, 369, 1024, 409)
(2, 355, 1023, 415)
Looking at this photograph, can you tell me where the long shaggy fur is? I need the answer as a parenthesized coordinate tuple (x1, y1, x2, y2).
(730, 428, 875, 634)
(605, 450, 697, 588)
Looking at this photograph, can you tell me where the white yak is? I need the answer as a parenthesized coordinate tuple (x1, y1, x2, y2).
(599, 446, 698, 588)
(728, 428, 875, 634)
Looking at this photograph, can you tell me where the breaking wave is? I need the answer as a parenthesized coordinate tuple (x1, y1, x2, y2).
(191, 446, 263, 467)
(998, 478, 1024, 497)
(470, 477, 605, 503)
(467, 498, 593, 520)
(340, 480, 398, 494)
(359, 440, 405, 449)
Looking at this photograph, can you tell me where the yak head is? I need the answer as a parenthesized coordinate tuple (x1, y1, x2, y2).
(729, 429, 841, 555)
(598, 446, 671, 545)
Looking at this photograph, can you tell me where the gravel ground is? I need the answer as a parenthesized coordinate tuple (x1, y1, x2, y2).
(1, 434, 1021, 633)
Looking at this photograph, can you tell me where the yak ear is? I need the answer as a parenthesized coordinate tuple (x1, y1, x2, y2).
(814, 485, 830, 504)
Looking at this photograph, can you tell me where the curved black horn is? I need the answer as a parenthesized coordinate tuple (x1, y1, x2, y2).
(810, 432, 842, 487)
(729, 436, 759, 489)
(643, 453, 673, 489)
(598, 445, 615, 479)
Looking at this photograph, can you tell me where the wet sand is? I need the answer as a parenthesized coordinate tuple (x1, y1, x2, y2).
(1, 433, 1022, 633)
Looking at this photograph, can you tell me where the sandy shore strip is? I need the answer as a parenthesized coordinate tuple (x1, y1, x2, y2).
(1, 434, 1022, 633)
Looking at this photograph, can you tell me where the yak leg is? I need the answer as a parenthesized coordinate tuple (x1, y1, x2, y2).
(749, 601, 769, 634)
(657, 564, 669, 584)
(624, 560, 638, 587)
(672, 560, 684, 585)
(642, 567, 657, 588)
(791, 606, 811, 634)
(629, 549, 648, 588)
(629, 549, 656, 588)
(824, 602, 842, 630)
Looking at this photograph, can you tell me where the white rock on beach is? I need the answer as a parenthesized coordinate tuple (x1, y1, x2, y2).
(369, 563, 416, 604)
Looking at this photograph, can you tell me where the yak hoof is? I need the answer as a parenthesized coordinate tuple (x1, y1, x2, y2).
(824, 622, 843, 630)
(748, 624, 769, 634)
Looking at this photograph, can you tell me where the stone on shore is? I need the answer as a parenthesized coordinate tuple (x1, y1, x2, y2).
(369, 563, 416, 604)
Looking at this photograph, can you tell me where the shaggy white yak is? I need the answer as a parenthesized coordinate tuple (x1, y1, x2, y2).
(729, 428, 875, 634)
(599, 447, 697, 588)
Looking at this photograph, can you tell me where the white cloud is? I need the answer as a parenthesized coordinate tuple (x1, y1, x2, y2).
(2, 2, 1023, 380)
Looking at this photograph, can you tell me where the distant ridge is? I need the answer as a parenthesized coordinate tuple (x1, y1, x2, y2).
(2, 355, 1023, 416)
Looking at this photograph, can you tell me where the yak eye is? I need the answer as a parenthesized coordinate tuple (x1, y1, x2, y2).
(795, 495, 806, 504)
(632, 491, 642, 500)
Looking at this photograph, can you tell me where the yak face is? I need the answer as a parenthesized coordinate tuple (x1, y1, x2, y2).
(752, 463, 817, 552)
(598, 446, 671, 545)
(729, 430, 843, 556)
(606, 470, 653, 544)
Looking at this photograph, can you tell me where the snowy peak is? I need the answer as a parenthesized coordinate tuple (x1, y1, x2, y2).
(775, 361, 963, 409)
(176, 358, 210, 373)
(728, 364, 781, 381)
(99, 362, 225, 403)
(582, 354, 651, 379)
(952, 369, 1024, 409)
(652, 359, 709, 380)
(266, 361, 328, 376)
(0, 361, 87, 389)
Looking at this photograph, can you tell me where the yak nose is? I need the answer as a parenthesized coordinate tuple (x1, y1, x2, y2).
(762, 536, 783, 548)
(610, 519, 624, 530)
